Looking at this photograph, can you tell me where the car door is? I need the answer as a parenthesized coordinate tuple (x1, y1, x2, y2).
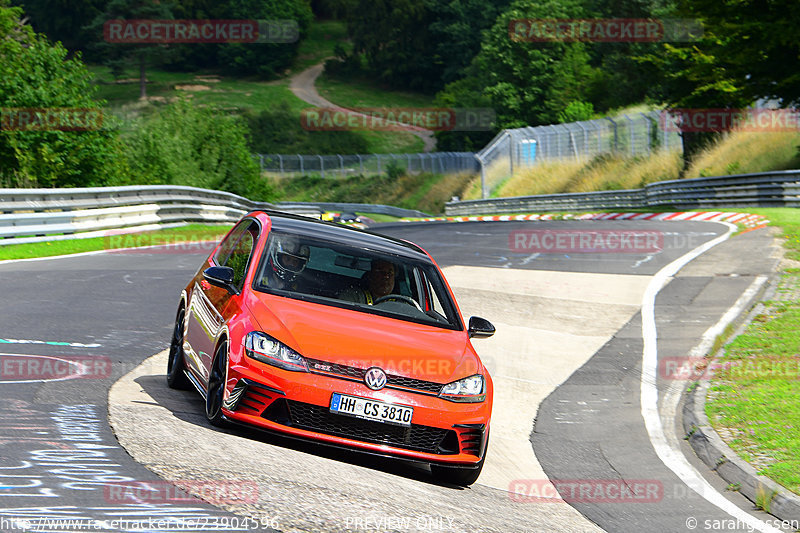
(185, 219, 259, 386)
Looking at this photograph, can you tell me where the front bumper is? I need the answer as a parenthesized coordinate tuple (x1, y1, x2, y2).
(221, 361, 491, 466)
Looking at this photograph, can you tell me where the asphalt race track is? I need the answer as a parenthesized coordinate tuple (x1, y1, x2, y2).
(0, 219, 786, 532)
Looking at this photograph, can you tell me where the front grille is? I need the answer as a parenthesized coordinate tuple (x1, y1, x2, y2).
(305, 357, 444, 395)
(264, 399, 457, 455)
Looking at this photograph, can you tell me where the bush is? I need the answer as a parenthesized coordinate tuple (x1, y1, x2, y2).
(119, 98, 275, 201)
(243, 101, 369, 155)
(0, 4, 127, 188)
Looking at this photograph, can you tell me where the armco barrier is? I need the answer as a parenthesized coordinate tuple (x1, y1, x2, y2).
(446, 170, 800, 215)
(0, 186, 431, 246)
(0, 185, 320, 245)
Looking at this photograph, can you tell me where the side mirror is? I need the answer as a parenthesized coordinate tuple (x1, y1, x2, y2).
(468, 316, 495, 339)
(203, 266, 237, 294)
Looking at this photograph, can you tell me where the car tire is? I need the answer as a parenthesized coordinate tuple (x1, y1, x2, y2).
(166, 306, 192, 390)
(431, 430, 489, 486)
(205, 341, 229, 427)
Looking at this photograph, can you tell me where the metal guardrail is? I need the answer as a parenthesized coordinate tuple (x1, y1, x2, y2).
(0, 185, 322, 245)
(277, 202, 429, 219)
(0, 185, 433, 246)
(445, 170, 800, 215)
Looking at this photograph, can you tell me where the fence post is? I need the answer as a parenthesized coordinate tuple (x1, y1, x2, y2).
(640, 112, 652, 154)
(507, 131, 514, 177)
(476, 154, 487, 199)
(338, 154, 344, 177)
(319, 155, 324, 178)
(605, 117, 618, 153)
(357, 154, 363, 175)
(259, 154, 264, 172)
(624, 115, 635, 157)
(298, 154, 304, 175)
(278, 154, 284, 175)
(377, 154, 382, 174)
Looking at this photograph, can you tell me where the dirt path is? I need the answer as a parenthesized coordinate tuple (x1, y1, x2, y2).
(289, 62, 437, 152)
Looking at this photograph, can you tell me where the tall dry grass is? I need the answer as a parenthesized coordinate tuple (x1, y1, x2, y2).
(685, 130, 800, 178)
(480, 150, 682, 198)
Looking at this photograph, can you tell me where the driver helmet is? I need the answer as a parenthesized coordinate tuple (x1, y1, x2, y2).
(270, 235, 310, 283)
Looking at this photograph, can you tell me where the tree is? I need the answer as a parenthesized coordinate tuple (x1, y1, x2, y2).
(10, 0, 108, 56)
(121, 98, 274, 200)
(425, 0, 513, 88)
(437, 0, 597, 129)
(0, 2, 126, 188)
(87, 0, 177, 99)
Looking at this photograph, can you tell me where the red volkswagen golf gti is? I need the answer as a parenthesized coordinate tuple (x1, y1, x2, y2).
(167, 211, 495, 485)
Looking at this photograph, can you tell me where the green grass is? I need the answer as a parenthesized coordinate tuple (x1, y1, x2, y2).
(270, 170, 473, 215)
(705, 207, 800, 496)
(292, 20, 350, 72)
(316, 72, 436, 110)
(90, 63, 423, 154)
(90, 64, 308, 115)
(0, 224, 233, 261)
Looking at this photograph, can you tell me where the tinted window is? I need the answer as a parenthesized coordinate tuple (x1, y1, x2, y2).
(254, 231, 461, 330)
(216, 219, 259, 291)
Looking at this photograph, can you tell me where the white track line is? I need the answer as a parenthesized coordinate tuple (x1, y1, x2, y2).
(640, 221, 782, 533)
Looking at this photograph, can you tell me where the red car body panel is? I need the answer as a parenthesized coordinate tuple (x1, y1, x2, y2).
(177, 211, 493, 468)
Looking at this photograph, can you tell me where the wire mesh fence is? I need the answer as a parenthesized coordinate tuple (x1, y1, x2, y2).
(475, 111, 683, 197)
(257, 152, 479, 177)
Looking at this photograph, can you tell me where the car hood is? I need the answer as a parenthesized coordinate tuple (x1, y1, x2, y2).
(245, 291, 480, 384)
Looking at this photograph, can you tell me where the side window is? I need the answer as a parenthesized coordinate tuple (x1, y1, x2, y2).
(214, 221, 249, 266)
(216, 220, 259, 291)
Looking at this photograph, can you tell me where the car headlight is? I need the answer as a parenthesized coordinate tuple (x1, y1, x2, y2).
(244, 332, 308, 372)
(439, 374, 485, 402)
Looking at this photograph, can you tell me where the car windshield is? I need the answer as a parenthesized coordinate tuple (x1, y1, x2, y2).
(253, 231, 461, 330)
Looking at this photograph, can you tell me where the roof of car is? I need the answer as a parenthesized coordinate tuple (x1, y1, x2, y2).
(251, 210, 431, 261)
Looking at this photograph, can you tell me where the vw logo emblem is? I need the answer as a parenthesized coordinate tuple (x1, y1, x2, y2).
(364, 367, 387, 390)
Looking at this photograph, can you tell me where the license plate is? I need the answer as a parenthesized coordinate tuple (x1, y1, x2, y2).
(330, 393, 413, 427)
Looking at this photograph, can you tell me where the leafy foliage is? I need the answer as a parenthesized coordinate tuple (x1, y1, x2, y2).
(244, 101, 369, 155)
(119, 98, 274, 200)
(0, 3, 126, 188)
(437, 0, 597, 130)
